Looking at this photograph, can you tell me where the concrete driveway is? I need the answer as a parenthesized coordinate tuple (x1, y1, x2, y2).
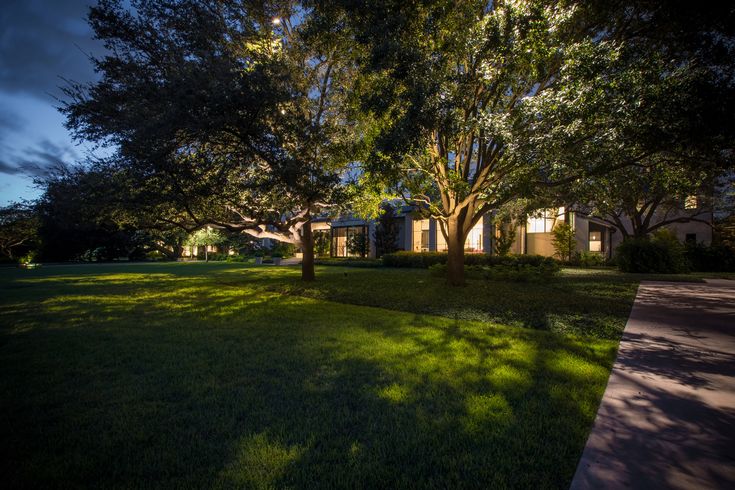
(570, 279, 735, 490)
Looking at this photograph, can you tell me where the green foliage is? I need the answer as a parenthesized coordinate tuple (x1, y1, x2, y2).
(551, 223, 576, 263)
(346, 232, 368, 257)
(383, 251, 559, 271)
(430, 260, 559, 282)
(382, 251, 447, 268)
(578, 251, 606, 268)
(685, 242, 735, 272)
(18, 251, 38, 265)
(271, 242, 296, 259)
(0, 202, 39, 261)
(62, 0, 367, 281)
(144, 251, 165, 261)
(341, 0, 734, 285)
(616, 231, 688, 273)
(314, 258, 383, 268)
(314, 231, 331, 257)
(373, 204, 400, 257)
(186, 228, 225, 248)
(493, 226, 516, 257)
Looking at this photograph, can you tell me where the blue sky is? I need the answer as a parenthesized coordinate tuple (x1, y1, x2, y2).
(0, 0, 106, 205)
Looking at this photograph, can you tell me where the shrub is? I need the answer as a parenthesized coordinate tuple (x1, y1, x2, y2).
(18, 251, 37, 265)
(144, 251, 165, 261)
(314, 258, 383, 268)
(386, 251, 559, 273)
(685, 242, 735, 272)
(382, 251, 448, 268)
(493, 224, 516, 256)
(271, 242, 296, 258)
(225, 254, 248, 263)
(615, 232, 688, 273)
(579, 251, 606, 268)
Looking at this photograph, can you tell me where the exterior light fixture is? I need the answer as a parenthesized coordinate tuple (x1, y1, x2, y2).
(272, 17, 281, 25)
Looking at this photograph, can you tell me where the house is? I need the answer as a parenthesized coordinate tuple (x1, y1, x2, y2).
(313, 201, 712, 260)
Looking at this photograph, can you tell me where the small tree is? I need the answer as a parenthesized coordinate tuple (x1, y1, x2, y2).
(347, 232, 367, 257)
(373, 204, 399, 257)
(186, 228, 224, 262)
(551, 222, 576, 263)
(494, 225, 516, 257)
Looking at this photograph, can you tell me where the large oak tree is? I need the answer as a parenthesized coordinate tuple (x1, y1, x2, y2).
(337, 0, 735, 285)
(64, 0, 359, 281)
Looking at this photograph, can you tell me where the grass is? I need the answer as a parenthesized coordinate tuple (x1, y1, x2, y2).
(256, 265, 709, 340)
(0, 262, 677, 488)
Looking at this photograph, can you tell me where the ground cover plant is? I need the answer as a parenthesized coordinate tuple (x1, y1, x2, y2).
(268, 265, 692, 339)
(4, 262, 726, 488)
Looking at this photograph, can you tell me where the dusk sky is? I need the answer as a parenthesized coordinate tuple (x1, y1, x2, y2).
(0, 0, 108, 205)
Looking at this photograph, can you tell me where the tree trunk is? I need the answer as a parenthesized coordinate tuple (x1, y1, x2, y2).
(301, 220, 315, 282)
(205, 247, 208, 262)
(445, 217, 466, 286)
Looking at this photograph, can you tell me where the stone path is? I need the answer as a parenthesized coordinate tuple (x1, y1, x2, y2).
(570, 279, 735, 490)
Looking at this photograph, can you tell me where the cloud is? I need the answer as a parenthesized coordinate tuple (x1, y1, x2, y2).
(0, 139, 78, 177)
(0, 0, 104, 99)
(0, 160, 22, 175)
(0, 111, 26, 134)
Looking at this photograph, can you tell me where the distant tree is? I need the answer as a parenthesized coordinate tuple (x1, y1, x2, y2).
(551, 222, 576, 263)
(186, 228, 225, 262)
(373, 203, 399, 257)
(0, 203, 39, 261)
(35, 164, 191, 261)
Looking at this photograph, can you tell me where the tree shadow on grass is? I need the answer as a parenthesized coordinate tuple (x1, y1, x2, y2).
(1, 273, 617, 489)
(256, 267, 638, 340)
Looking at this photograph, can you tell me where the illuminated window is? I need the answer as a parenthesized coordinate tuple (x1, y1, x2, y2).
(465, 221, 483, 253)
(433, 220, 482, 252)
(589, 231, 602, 252)
(412, 219, 430, 252)
(332, 226, 366, 257)
(684, 195, 698, 210)
(527, 209, 558, 233)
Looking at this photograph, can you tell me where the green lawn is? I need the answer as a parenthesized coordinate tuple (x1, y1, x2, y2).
(0, 262, 659, 488)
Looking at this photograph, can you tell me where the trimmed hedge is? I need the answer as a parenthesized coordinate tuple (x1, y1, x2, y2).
(382, 251, 447, 268)
(314, 258, 384, 268)
(382, 251, 557, 269)
(615, 237, 688, 273)
(685, 243, 735, 272)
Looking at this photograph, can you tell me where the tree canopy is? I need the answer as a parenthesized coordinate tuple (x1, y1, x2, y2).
(63, 0, 361, 280)
(333, 0, 735, 284)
